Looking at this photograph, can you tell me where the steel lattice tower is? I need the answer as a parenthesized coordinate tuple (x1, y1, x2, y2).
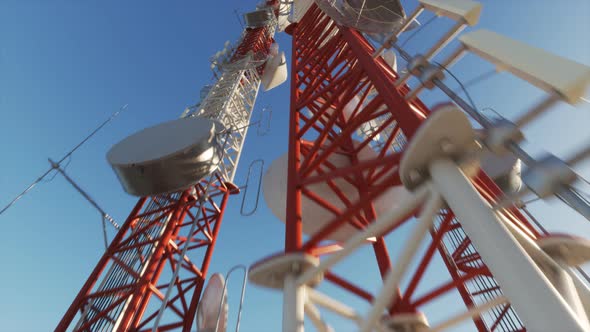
(249, 2, 590, 332)
(274, 4, 527, 330)
(57, 0, 590, 331)
(56, 1, 278, 330)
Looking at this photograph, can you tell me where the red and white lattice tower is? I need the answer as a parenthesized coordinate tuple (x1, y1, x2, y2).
(248, 0, 590, 332)
(56, 1, 281, 331)
(57, 0, 590, 331)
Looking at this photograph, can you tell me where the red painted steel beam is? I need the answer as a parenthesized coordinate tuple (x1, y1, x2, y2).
(283, 4, 531, 331)
(56, 197, 148, 331)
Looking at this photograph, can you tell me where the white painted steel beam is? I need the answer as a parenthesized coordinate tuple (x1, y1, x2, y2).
(360, 191, 442, 332)
(497, 212, 590, 328)
(304, 301, 332, 332)
(430, 296, 508, 332)
(430, 158, 587, 332)
(307, 288, 361, 322)
(284, 274, 305, 332)
(419, 0, 482, 26)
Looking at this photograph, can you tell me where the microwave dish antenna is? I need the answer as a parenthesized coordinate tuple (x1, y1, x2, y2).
(107, 116, 223, 197)
(315, 0, 407, 33)
(196, 273, 228, 332)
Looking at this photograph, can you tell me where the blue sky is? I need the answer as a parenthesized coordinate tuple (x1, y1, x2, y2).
(0, 0, 589, 331)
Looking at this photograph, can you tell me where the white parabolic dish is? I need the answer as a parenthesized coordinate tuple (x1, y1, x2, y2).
(197, 273, 227, 332)
(261, 51, 288, 91)
(263, 145, 411, 242)
(107, 116, 223, 197)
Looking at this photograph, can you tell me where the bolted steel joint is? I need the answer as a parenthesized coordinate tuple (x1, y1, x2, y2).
(382, 36, 398, 49)
(407, 55, 428, 76)
(522, 154, 578, 199)
(484, 119, 524, 154)
(419, 64, 445, 90)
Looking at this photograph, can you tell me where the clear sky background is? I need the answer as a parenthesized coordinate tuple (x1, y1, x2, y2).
(0, 0, 589, 331)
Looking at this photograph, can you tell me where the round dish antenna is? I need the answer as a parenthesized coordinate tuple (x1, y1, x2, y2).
(261, 51, 288, 91)
(315, 0, 407, 34)
(107, 116, 223, 196)
(197, 273, 228, 332)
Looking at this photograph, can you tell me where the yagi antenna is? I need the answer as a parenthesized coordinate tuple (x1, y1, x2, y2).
(48, 158, 119, 249)
(0, 104, 128, 217)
